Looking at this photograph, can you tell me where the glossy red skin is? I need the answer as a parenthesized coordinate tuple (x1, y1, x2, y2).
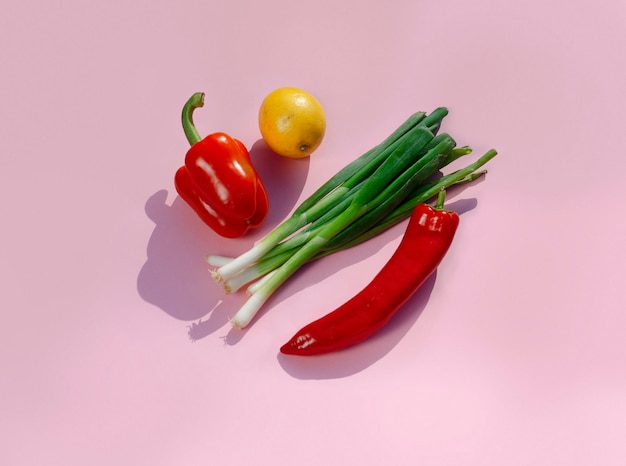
(280, 203, 459, 356)
(174, 132, 268, 238)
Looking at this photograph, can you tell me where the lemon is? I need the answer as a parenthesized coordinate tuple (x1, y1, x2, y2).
(258, 87, 326, 159)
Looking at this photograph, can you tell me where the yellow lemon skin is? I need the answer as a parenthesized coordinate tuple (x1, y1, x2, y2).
(258, 87, 326, 159)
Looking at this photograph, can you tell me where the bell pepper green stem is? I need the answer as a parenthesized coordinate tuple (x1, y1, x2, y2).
(182, 92, 205, 146)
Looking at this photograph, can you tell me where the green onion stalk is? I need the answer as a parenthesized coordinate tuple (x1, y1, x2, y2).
(206, 108, 498, 328)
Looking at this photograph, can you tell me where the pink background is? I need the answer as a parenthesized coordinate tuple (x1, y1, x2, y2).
(2, 0, 625, 464)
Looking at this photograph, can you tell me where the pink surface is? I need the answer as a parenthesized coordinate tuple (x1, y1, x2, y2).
(2, 0, 625, 464)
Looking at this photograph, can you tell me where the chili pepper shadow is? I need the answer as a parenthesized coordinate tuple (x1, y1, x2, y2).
(136, 144, 310, 341)
(276, 272, 438, 379)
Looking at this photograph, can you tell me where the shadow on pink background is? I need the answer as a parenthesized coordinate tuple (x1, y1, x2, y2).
(137, 139, 309, 330)
(137, 142, 482, 378)
(3, 0, 626, 462)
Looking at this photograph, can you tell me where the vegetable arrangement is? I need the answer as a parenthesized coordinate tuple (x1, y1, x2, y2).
(204, 106, 497, 334)
(173, 89, 497, 356)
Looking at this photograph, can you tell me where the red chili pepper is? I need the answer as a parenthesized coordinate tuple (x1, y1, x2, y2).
(280, 190, 459, 356)
(174, 92, 269, 238)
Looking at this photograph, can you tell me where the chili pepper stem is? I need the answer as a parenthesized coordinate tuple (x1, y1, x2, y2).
(182, 92, 205, 146)
(435, 189, 447, 209)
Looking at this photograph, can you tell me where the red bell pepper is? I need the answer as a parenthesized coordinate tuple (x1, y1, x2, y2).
(174, 92, 269, 238)
(280, 190, 459, 356)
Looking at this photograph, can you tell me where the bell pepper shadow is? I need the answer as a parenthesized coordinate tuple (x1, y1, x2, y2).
(136, 190, 240, 334)
(136, 141, 310, 341)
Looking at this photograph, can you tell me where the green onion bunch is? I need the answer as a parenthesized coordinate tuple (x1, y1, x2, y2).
(207, 107, 498, 328)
